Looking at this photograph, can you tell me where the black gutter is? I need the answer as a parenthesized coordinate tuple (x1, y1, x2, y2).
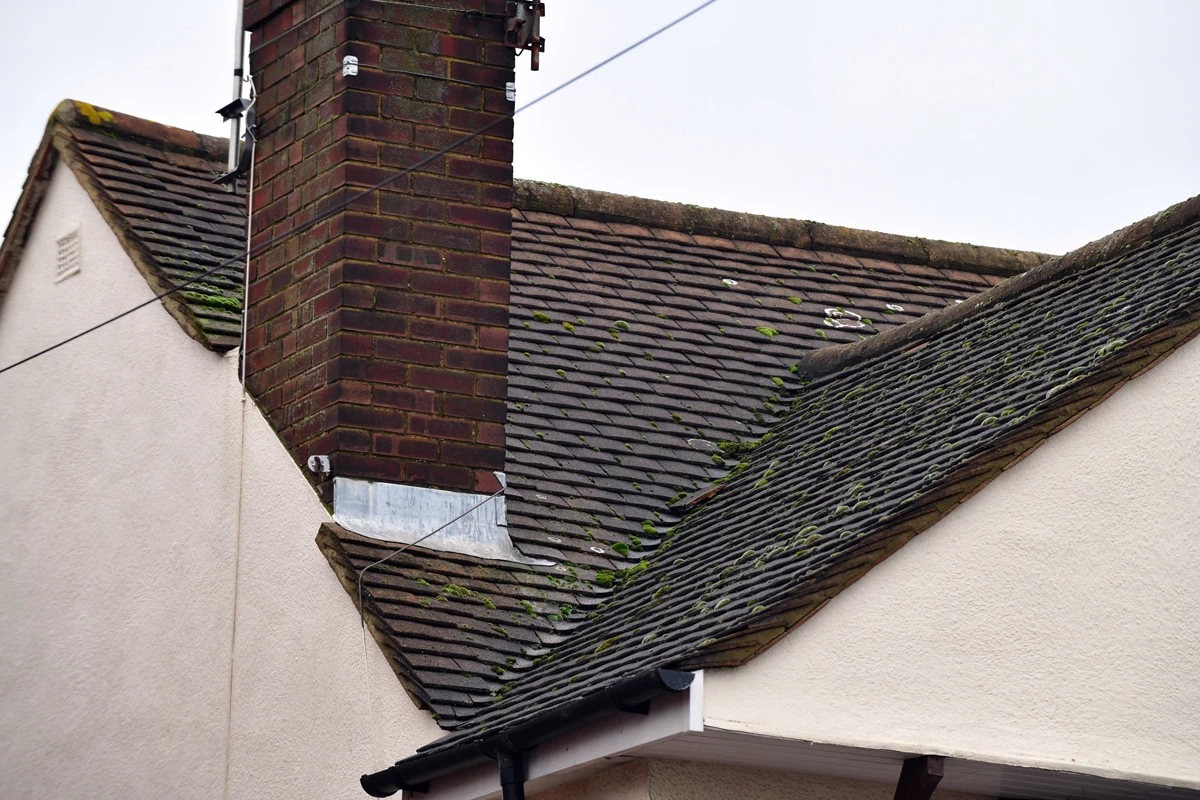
(361, 668, 695, 797)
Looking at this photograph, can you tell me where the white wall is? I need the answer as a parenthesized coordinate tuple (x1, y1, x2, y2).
(530, 758, 991, 800)
(0, 163, 439, 800)
(704, 335, 1200, 788)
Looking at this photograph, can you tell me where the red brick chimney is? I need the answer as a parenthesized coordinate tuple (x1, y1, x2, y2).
(243, 0, 513, 499)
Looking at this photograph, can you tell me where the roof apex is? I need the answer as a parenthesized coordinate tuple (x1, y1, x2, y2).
(52, 99, 228, 161)
(513, 180, 1052, 277)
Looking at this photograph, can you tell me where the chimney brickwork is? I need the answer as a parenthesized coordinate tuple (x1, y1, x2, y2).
(243, 0, 514, 497)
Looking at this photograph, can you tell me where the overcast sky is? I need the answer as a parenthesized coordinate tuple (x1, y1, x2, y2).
(2, 0, 1197, 255)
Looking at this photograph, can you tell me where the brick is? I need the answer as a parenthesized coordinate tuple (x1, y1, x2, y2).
(479, 326, 508, 352)
(473, 469, 504, 493)
(374, 386, 438, 413)
(337, 404, 406, 433)
(479, 280, 509, 304)
(336, 427, 372, 453)
(447, 156, 511, 184)
(444, 394, 506, 423)
(408, 415, 473, 441)
(445, 252, 509, 279)
(334, 357, 407, 385)
(413, 223, 480, 251)
(380, 193, 448, 222)
(341, 284, 376, 308)
(375, 338, 440, 365)
(415, 80, 484, 110)
(343, 90, 381, 116)
(335, 332, 373, 357)
(448, 204, 511, 232)
(481, 182, 511, 208)
(336, 453, 404, 481)
(403, 461, 472, 491)
(445, 299, 509, 327)
(375, 289, 439, 317)
(341, 261, 409, 288)
(344, 213, 410, 239)
(442, 441, 506, 470)
(345, 19, 418, 49)
(341, 309, 407, 336)
(415, 125, 482, 155)
(382, 96, 448, 126)
(418, 32, 482, 61)
(409, 366, 474, 395)
(476, 375, 508, 399)
(413, 174, 479, 203)
(448, 61, 512, 90)
(336, 380, 372, 406)
(346, 115, 415, 144)
(378, 243, 443, 270)
(481, 232, 511, 257)
(247, 0, 513, 488)
(477, 422, 505, 447)
(395, 437, 440, 462)
(446, 346, 508, 374)
(371, 433, 397, 456)
(380, 144, 447, 175)
(481, 137, 513, 163)
(410, 272, 476, 297)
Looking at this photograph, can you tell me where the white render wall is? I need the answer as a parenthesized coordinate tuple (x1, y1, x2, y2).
(704, 331, 1200, 788)
(0, 163, 438, 800)
(530, 758, 992, 800)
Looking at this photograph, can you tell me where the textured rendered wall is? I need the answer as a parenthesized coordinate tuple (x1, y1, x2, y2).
(0, 163, 240, 798)
(704, 334, 1200, 788)
(531, 760, 649, 800)
(0, 163, 439, 799)
(530, 759, 990, 800)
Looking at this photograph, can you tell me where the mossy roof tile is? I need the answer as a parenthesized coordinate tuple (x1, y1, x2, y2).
(3, 104, 1068, 729)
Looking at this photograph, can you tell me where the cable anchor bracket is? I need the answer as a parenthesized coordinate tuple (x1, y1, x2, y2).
(505, 1, 545, 70)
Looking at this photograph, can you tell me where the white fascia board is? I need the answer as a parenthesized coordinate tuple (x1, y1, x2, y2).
(406, 671, 704, 800)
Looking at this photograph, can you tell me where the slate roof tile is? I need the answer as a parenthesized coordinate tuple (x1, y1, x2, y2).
(0, 101, 247, 351)
(329, 188, 1046, 724)
(420, 193, 1200, 749)
(3, 104, 1062, 729)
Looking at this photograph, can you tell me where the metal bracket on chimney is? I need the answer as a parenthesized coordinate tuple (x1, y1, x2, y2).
(505, 1, 545, 70)
(213, 105, 257, 187)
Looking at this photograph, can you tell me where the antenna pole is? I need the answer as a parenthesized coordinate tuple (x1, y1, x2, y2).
(227, 0, 246, 186)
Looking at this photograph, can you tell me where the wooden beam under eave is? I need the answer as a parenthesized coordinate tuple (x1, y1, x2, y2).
(894, 755, 944, 800)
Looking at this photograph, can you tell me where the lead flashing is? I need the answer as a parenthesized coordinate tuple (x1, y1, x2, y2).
(332, 476, 549, 565)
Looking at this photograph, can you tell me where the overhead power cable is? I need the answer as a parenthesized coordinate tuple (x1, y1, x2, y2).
(0, 0, 720, 377)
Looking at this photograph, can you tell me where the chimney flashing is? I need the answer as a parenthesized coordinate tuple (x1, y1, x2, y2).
(332, 476, 548, 564)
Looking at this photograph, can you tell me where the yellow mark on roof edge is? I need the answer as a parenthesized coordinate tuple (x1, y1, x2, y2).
(74, 102, 114, 126)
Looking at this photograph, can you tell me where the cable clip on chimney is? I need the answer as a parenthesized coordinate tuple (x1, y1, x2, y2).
(505, 2, 545, 70)
(342, 55, 359, 77)
(213, 99, 257, 187)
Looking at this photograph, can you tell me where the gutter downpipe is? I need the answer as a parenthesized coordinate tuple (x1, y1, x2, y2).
(498, 751, 525, 800)
(360, 668, 695, 798)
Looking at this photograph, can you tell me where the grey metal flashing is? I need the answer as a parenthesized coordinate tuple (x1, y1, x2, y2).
(332, 476, 549, 565)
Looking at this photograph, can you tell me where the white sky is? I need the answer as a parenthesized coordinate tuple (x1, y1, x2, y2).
(1, 0, 1198, 255)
